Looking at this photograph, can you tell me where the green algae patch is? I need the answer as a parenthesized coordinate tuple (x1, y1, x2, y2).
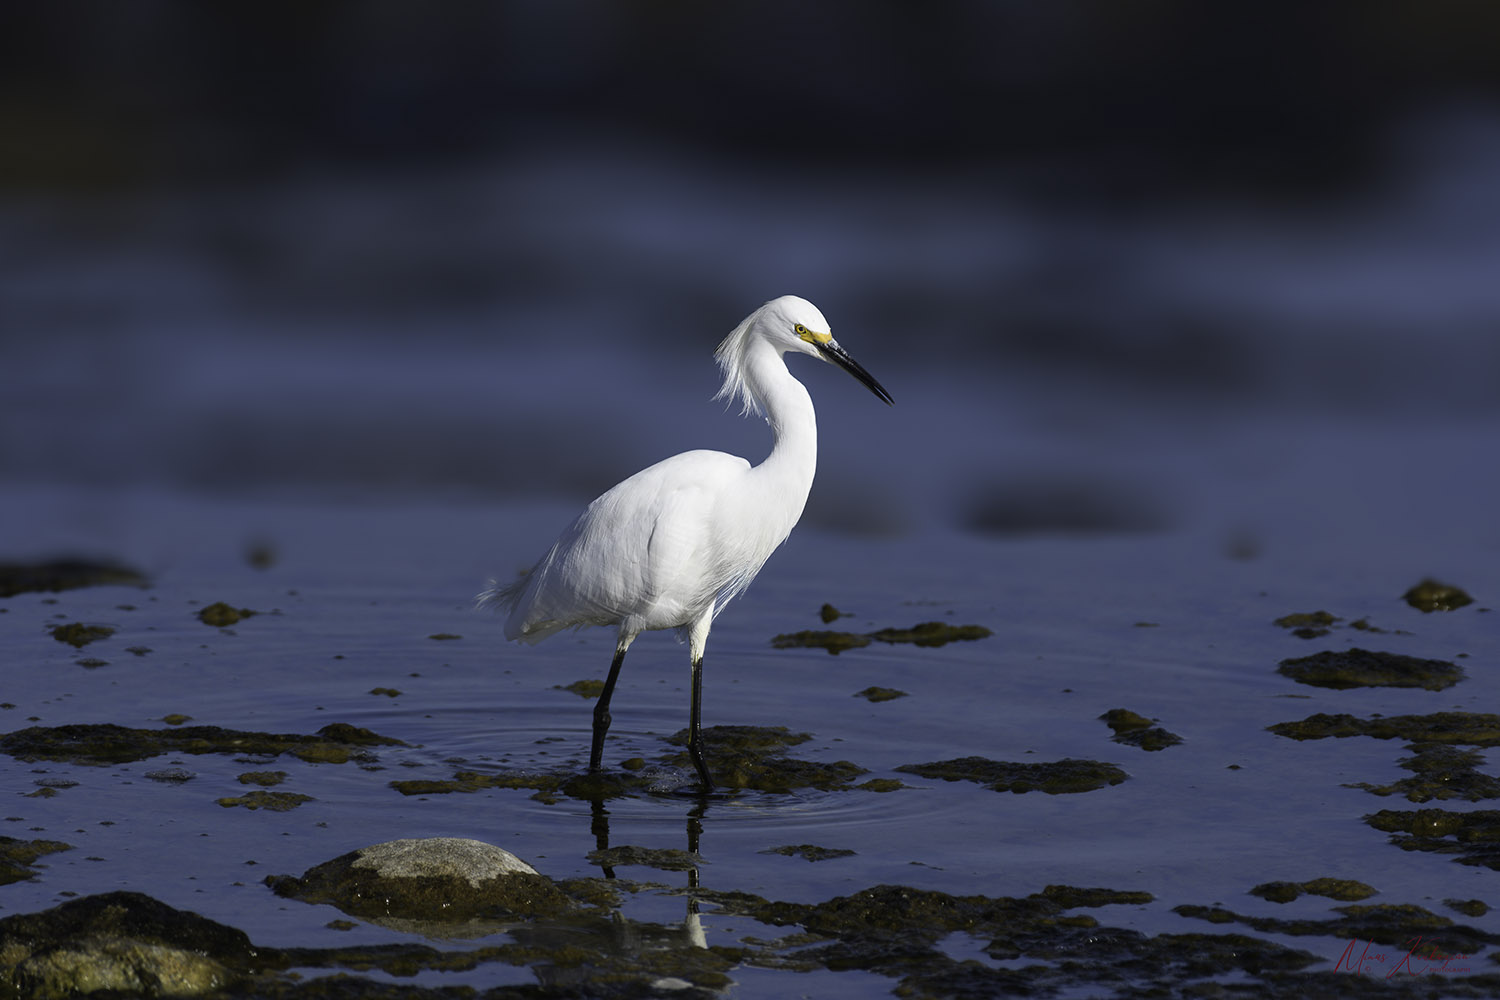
(854, 686, 907, 702)
(556, 678, 605, 698)
(1346, 745, 1500, 802)
(49, 622, 115, 648)
(1269, 711, 1500, 746)
(1277, 648, 1463, 690)
(662, 725, 865, 793)
(1251, 878, 1376, 903)
(0, 836, 72, 886)
(896, 756, 1128, 794)
(1273, 610, 1340, 638)
(1366, 808, 1500, 870)
(869, 621, 992, 646)
(196, 601, 257, 626)
(819, 602, 847, 623)
(217, 791, 313, 811)
(237, 770, 287, 787)
(1099, 708, 1183, 751)
(761, 844, 856, 862)
(0, 722, 406, 765)
(1404, 578, 1474, 612)
(0, 558, 148, 598)
(771, 629, 870, 654)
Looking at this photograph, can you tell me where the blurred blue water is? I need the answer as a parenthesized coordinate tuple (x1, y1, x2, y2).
(3, 117, 1499, 540)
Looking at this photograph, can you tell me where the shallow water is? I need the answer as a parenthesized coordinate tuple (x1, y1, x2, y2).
(3, 127, 1500, 993)
(2, 404, 1496, 994)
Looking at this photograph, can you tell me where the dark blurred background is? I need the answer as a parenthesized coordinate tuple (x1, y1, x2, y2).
(4, 1, 1499, 534)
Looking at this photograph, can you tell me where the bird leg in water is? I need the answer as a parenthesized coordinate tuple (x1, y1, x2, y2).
(688, 655, 715, 791)
(590, 646, 628, 773)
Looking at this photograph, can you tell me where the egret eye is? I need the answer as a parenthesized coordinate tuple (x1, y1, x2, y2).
(794, 323, 809, 336)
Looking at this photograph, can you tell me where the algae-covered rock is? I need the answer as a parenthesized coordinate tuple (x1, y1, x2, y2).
(1269, 711, 1500, 746)
(1273, 610, 1339, 638)
(1172, 898, 1497, 956)
(662, 725, 866, 792)
(0, 559, 148, 598)
(1250, 878, 1376, 903)
(1277, 648, 1464, 691)
(48, 623, 114, 648)
(556, 678, 606, 698)
(854, 686, 907, 702)
(896, 756, 1128, 794)
(1366, 808, 1500, 870)
(1099, 708, 1183, 751)
(0, 836, 72, 886)
(1403, 579, 1474, 612)
(869, 621, 992, 646)
(770, 629, 871, 654)
(196, 601, 256, 626)
(0, 891, 254, 997)
(217, 791, 313, 811)
(266, 837, 574, 922)
(1346, 745, 1500, 802)
(0, 721, 406, 765)
(773, 620, 992, 654)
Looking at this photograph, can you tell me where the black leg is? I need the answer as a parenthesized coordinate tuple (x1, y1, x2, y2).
(687, 654, 715, 791)
(590, 646, 627, 773)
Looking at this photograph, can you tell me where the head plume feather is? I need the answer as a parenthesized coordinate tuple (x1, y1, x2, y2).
(713, 307, 765, 419)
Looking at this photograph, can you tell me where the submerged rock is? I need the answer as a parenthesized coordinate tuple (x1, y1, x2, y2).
(266, 837, 573, 922)
(1277, 648, 1464, 691)
(896, 756, 1128, 794)
(0, 721, 407, 765)
(1099, 708, 1183, 751)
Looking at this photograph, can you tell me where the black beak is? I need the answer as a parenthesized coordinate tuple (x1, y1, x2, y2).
(817, 339, 893, 406)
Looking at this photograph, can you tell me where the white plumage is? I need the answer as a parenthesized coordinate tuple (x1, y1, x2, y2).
(479, 295, 891, 790)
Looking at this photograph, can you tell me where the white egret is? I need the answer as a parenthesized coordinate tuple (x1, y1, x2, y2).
(479, 295, 892, 791)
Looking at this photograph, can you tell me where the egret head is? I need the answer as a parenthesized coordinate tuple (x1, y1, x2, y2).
(715, 296, 893, 416)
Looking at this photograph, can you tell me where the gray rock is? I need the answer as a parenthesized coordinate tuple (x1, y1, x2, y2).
(266, 836, 572, 923)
